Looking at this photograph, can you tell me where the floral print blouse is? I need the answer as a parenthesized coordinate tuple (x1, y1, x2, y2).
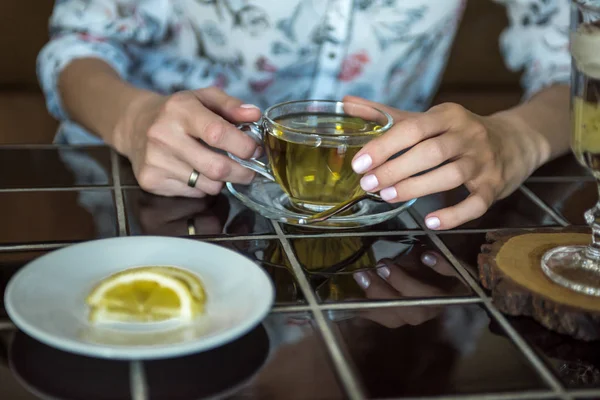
(38, 0, 571, 144)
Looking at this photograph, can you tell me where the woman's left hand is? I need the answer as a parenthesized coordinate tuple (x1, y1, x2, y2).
(346, 95, 544, 230)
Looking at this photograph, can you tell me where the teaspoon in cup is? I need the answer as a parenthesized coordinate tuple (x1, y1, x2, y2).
(292, 193, 383, 225)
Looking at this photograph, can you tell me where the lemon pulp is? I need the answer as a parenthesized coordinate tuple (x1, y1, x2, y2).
(86, 266, 206, 324)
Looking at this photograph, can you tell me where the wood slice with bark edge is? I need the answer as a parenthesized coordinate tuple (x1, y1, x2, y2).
(477, 227, 600, 341)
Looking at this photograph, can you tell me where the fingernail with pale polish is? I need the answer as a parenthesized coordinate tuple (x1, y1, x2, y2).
(353, 272, 370, 289)
(380, 187, 397, 201)
(421, 253, 437, 267)
(251, 147, 262, 159)
(352, 154, 372, 174)
(376, 265, 391, 279)
(240, 104, 260, 109)
(425, 217, 441, 230)
(360, 174, 378, 191)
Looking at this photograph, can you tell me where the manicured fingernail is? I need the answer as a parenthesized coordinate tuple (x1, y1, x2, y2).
(380, 187, 397, 201)
(251, 147, 262, 159)
(353, 272, 370, 289)
(360, 174, 378, 191)
(376, 265, 391, 279)
(421, 253, 437, 267)
(352, 154, 372, 174)
(240, 104, 260, 109)
(425, 217, 441, 230)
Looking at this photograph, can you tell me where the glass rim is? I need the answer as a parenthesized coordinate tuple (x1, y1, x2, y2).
(574, 0, 600, 13)
(262, 99, 394, 138)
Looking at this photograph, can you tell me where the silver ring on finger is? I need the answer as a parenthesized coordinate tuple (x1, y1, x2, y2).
(187, 169, 200, 188)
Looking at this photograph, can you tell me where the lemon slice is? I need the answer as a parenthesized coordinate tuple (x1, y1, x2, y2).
(145, 266, 206, 304)
(86, 267, 206, 324)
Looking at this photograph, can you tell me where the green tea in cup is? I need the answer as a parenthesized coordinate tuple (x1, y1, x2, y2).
(229, 100, 393, 212)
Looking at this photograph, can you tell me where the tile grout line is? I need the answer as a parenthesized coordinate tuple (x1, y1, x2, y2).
(129, 360, 149, 400)
(0, 186, 114, 193)
(272, 221, 366, 400)
(526, 176, 594, 182)
(110, 150, 128, 236)
(519, 185, 571, 226)
(203, 234, 280, 242)
(112, 150, 145, 400)
(0, 144, 106, 149)
(407, 207, 567, 396)
(0, 321, 15, 331)
(0, 242, 70, 252)
(567, 388, 600, 397)
(389, 390, 559, 400)
(281, 230, 426, 239)
(272, 297, 482, 313)
(518, 186, 569, 227)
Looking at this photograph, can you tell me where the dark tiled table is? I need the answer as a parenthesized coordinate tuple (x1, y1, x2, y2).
(0, 145, 598, 400)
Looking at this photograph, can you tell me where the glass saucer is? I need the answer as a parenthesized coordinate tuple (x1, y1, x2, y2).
(226, 178, 417, 229)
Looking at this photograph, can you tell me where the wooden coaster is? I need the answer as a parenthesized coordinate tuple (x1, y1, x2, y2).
(477, 227, 600, 341)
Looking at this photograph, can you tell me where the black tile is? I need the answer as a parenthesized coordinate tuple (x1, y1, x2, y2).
(332, 304, 546, 398)
(509, 316, 600, 389)
(0, 147, 111, 188)
(0, 331, 39, 400)
(439, 232, 488, 280)
(526, 181, 596, 225)
(0, 313, 345, 400)
(0, 252, 47, 318)
(288, 234, 472, 303)
(532, 154, 590, 178)
(222, 312, 345, 399)
(0, 190, 117, 244)
(413, 186, 559, 229)
(214, 240, 305, 305)
(282, 208, 420, 234)
(123, 189, 274, 237)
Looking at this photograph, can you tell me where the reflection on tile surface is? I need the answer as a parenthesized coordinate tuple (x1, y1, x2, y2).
(532, 154, 590, 177)
(0, 252, 47, 318)
(0, 331, 38, 400)
(224, 312, 344, 399)
(509, 316, 600, 389)
(124, 189, 274, 237)
(283, 207, 420, 234)
(0, 313, 344, 400)
(2, 330, 131, 400)
(414, 186, 558, 229)
(333, 304, 546, 398)
(439, 232, 488, 279)
(216, 240, 304, 305)
(0, 191, 117, 244)
(526, 181, 596, 225)
(0, 147, 111, 188)
(288, 235, 472, 303)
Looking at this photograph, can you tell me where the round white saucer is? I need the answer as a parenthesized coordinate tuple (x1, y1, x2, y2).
(4, 236, 274, 360)
(226, 177, 417, 229)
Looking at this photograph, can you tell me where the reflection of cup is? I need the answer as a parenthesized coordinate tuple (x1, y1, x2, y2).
(228, 100, 393, 212)
(264, 235, 376, 301)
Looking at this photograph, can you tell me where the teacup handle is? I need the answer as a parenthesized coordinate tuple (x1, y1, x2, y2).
(228, 122, 275, 181)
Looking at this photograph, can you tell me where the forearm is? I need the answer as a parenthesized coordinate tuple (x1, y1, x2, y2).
(494, 84, 571, 168)
(58, 58, 160, 151)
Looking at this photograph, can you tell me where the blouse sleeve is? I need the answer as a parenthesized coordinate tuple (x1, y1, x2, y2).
(493, 0, 571, 99)
(37, 0, 171, 121)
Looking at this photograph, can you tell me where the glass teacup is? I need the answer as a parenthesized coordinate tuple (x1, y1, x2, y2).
(228, 100, 393, 212)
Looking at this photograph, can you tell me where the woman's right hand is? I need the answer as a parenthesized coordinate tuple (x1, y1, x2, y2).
(115, 87, 262, 198)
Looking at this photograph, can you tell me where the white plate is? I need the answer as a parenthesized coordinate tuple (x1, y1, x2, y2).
(4, 236, 275, 360)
